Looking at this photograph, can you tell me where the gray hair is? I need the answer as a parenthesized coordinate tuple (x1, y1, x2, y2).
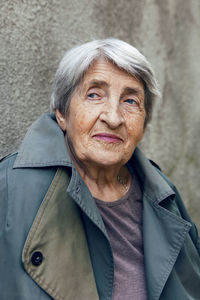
(50, 38, 160, 126)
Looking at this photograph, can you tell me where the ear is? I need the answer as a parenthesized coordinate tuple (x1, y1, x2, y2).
(55, 109, 67, 132)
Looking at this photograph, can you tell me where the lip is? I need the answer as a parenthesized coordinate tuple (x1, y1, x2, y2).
(92, 133, 123, 143)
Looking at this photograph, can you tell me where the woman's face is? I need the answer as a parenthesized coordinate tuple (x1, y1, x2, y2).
(57, 59, 146, 168)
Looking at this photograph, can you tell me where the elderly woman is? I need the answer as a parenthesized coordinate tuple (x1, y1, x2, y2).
(0, 39, 199, 300)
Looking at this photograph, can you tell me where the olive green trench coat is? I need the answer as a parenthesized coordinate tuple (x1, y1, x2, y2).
(0, 113, 200, 300)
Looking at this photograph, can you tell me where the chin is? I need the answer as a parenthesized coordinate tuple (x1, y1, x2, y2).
(88, 152, 126, 167)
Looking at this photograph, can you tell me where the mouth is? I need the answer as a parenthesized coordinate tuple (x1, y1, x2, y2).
(92, 133, 123, 143)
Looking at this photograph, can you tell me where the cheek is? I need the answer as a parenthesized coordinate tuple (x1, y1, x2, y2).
(69, 110, 94, 138)
(76, 113, 86, 129)
(75, 105, 99, 132)
(126, 117, 145, 140)
(67, 105, 86, 132)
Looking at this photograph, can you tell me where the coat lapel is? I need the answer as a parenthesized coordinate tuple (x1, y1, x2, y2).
(142, 194, 191, 300)
(22, 168, 99, 300)
(133, 149, 192, 300)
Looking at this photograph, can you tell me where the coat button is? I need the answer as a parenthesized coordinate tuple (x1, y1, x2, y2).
(31, 251, 43, 266)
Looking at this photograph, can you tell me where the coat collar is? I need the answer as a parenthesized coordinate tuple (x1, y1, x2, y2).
(14, 113, 73, 168)
(132, 148, 175, 204)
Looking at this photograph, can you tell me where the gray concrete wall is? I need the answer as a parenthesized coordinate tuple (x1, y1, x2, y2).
(0, 0, 200, 230)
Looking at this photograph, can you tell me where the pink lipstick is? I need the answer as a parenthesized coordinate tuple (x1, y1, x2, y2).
(93, 133, 122, 143)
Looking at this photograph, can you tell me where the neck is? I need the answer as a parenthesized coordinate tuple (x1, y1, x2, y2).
(74, 159, 131, 202)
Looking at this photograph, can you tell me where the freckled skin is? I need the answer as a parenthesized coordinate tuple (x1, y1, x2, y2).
(56, 59, 146, 200)
(63, 59, 145, 166)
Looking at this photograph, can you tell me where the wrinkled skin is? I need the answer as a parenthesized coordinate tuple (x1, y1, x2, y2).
(56, 59, 146, 201)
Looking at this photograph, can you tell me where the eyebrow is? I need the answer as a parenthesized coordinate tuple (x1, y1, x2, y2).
(88, 80, 109, 88)
(120, 87, 144, 99)
(87, 80, 144, 98)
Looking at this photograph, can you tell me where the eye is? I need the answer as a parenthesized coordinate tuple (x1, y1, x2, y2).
(88, 93, 100, 99)
(125, 98, 138, 105)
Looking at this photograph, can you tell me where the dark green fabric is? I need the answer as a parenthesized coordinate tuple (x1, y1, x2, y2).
(0, 113, 199, 300)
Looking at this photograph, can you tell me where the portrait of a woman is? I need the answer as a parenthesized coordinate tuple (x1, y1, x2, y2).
(0, 38, 199, 300)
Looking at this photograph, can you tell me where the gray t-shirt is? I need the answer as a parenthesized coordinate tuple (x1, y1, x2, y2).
(95, 172, 147, 300)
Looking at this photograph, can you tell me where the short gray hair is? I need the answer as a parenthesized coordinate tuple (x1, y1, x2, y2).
(50, 38, 160, 126)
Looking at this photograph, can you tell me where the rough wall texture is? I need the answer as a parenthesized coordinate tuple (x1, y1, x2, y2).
(0, 0, 199, 230)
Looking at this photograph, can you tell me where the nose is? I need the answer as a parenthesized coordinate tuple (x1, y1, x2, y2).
(99, 100, 124, 129)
